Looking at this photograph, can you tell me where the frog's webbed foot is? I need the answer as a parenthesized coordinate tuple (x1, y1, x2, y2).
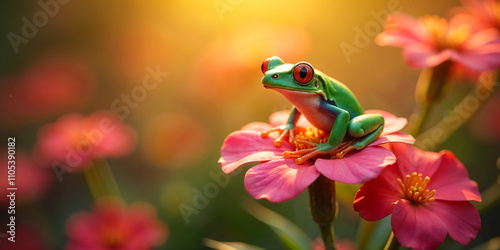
(261, 125, 298, 147)
(334, 141, 357, 159)
(283, 145, 321, 165)
(283, 139, 360, 164)
(283, 140, 333, 164)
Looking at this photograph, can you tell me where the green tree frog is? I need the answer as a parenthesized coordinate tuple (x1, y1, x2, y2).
(260, 56, 384, 164)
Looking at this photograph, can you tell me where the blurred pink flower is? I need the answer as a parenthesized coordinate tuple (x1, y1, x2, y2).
(66, 199, 168, 250)
(311, 237, 355, 250)
(353, 143, 481, 250)
(450, 0, 500, 32)
(219, 110, 414, 202)
(0, 151, 52, 205)
(376, 13, 500, 72)
(34, 111, 136, 172)
(0, 55, 94, 125)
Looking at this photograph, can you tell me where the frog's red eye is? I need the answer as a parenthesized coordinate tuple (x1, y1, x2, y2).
(261, 58, 271, 74)
(293, 63, 314, 84)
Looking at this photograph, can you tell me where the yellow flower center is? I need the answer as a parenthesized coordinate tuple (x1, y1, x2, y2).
(397, 172, 436, 204)
(293, 127, 328, 150)
(421, 15, 470, 50)
(282, 127, 357, 164)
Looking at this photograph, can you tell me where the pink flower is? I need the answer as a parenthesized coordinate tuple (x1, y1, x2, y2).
(353, 143, 481, 250)
(0, 151, 52, 205)
(65, 199, 168, 250)
(219, 110, 414, 202)
(34, 111, 136, 172)
(450, 0, 500, 32)
(376, 13, 500, 72)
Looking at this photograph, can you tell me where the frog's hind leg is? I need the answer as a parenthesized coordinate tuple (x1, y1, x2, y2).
(337, 114, 384, 158)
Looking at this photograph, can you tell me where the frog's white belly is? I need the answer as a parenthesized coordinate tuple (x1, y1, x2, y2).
(273, 88, 335, 132)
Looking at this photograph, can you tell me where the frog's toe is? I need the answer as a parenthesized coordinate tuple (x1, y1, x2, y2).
(293, 148, 323, 164)
(261, 125, 285, 138)
(335, 145, 355, 159)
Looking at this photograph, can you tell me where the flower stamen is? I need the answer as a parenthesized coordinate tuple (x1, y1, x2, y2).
(420, 15, 470, 50)
(397, 172, 436, 203)
(282, 127, 362, 164)
(293, 127, 329, 149)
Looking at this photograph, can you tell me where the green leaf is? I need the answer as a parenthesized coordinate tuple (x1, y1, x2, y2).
(242, 199, 311, 250)
(366, 216, 392, 250)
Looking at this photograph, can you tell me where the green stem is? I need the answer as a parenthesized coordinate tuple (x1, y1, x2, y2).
(477, 181, 500, 213)
(84, 158, 122, 200)
(415, 71, 497, 150)
(407, 101, 431, 137)
(384, 232, 401, 250)
(355, 220, 378, 250)
(406, 61, 452, 137)
(308, 175, 337, 250)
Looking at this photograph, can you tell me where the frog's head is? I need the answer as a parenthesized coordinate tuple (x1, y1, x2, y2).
(261, 56, 320, 94)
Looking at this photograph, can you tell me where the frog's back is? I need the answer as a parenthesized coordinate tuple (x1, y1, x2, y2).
(320, 73, 364, 118)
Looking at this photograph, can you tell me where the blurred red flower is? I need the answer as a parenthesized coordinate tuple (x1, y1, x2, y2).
(0, 55, 94, 126)
(376, 13, 500, 73)
(34, 111, 136, 172)
(65, 199, 168, 250)
(1, 223, 50, 250)
(353, 143, 481, 249)
(0, 151, 52, 205)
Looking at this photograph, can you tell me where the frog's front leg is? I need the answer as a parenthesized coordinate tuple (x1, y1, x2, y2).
(261, 106, 301, 147)
(336, 114, 384, 158)
(285, 102, 351, 164)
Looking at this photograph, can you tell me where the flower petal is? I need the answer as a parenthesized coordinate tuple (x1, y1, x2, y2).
(450, 44, 500, 71)
(403, 45, 451, 68)
(389, 143, 441, 178)
(425, 200, 481, 245)
(269, 110, 290, 127)
(365, 109, 408, 135)
(353, 164, 402, 221)
(371, 132, 415, 146)
(219, 130, 293, 173)
(315, 146, 396, 184)
(392, 200, 448, 250)
(269, 110, 312, 128)
(375, 14, 429, 47)
(426, 150, 482, 202)
(241, 122, 272, 132)
(244, 159, 320, 202)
